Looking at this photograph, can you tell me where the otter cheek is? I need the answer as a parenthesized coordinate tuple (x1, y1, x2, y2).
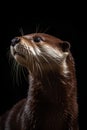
(14, 55, 26, 67)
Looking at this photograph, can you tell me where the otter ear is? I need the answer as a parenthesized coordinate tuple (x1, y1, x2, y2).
(61, 41, 70, 52)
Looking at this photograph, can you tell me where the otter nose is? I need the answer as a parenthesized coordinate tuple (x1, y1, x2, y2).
(11, 37, 20, 46)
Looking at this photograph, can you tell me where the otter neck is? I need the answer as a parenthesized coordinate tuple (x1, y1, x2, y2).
(27, 69, 72, 105)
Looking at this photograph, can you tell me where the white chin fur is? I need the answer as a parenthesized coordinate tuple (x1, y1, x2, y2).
(41, 44, 69, 75)
(42, 45, 63, 58)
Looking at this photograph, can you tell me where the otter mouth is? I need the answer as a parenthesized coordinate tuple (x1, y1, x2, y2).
(10, 45, 26, 59)
(14, 51, 25, 58)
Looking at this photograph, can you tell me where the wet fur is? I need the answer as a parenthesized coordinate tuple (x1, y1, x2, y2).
(0, 33, 79, 130)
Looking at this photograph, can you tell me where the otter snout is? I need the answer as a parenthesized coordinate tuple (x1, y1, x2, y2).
(11, 37, 20, 46)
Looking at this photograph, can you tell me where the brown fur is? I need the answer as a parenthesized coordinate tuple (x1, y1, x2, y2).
(0, 33, 79, 130)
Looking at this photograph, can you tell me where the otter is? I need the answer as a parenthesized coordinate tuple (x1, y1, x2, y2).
(0, 33, 79, 130)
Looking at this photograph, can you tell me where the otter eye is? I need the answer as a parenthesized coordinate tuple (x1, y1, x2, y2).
(33, 36, 42, 42)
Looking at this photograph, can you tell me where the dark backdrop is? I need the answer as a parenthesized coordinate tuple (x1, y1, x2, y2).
(0, 7, 86, 130)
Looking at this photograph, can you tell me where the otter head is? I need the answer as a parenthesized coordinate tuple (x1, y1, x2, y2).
(10, 33, 70, 76)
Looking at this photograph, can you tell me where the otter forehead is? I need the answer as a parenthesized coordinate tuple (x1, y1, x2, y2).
(23, 33, 63, 44)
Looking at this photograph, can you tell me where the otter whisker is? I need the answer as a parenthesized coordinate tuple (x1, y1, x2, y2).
(12, 61, 20, 86)
(40, 53, 49, 63)
(15, 63, 20, 86)
(35, 24, 40, 33)
(7, 50, 16, 86)
(16, 64, 23, 86)
(7, 49, 14, 65)
(27, 49, 34, 72)
(9, 56, 23, 87)
(35, 55, 43, 77)
(43, 26, 50, 33)
(21, 67, 28, 83)
(36, 62, 43, 77)
(19, 27, 24, 36)
(10, 60, 18, 87)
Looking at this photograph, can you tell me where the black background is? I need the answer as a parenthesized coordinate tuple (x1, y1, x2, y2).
(0, 3, 87, 130)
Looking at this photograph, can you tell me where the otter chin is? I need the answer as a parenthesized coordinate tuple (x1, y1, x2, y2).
(0, 33, 79, 130)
